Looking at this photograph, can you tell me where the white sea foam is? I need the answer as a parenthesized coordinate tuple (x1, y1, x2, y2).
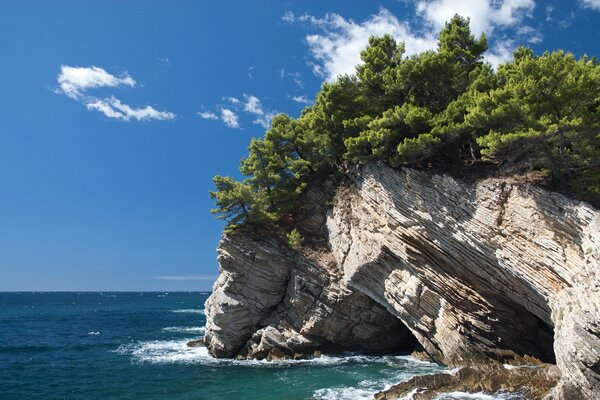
(312, 365, 435, 400)
(87, 331, 100, 335)
(313, 385, 380, 400)
(114, 340, 446, 371)
(115, 339, 212, 364)
(170, 309, 205, 314)
(162, 326, 206, 334)
(434, 391, 527, 399)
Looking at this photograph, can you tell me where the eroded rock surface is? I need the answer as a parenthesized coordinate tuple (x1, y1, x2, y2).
(204, 163, 600, 398)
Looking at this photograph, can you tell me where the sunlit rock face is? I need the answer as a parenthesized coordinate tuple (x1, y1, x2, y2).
(204, 162, 599, 399)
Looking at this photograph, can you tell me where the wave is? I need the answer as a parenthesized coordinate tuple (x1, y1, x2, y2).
(114, 339, 444, 370)
(313, 384, 383, 400)
(433, 391, 528, 400)
(314, 384, 528, 400)
(114, 339, 211, 364)
(170, 309, 205, 314)
(113, 340, 522, 399)
(162, 326, 205, 334)
(87, 331, 100, 335)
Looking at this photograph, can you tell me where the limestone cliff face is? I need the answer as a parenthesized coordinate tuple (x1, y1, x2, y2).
(203, 163, 599, 399)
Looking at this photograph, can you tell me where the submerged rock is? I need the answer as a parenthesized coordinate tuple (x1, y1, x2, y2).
(204, 163, 600, 398)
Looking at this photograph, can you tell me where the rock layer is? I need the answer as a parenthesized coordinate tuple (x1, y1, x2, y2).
(204, 163, 600, 398)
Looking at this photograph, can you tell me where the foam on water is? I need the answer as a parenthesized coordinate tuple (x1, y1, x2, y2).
(314, 387, 527, 400)
(434, 391, 527, 399)
(115, 339, 212, 364)
(313, 385, 381, 400)
(162, 326, 206, 334)
(115, 339, 443, 370)
(170, 309, 205, 314)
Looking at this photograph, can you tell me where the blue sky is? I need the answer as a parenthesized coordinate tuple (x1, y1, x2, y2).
(1, 0, 599, 291)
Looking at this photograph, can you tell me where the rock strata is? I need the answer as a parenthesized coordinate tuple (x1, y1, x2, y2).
(204, 162, 600, 398)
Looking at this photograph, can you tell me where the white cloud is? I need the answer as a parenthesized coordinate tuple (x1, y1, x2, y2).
(285, 9, 437, 81)
(198, 111, 218, 120)
(56, 65, 174, 122)
(86, 96, 175, 121)
(243, 95, 277, 128)
(224, 96, 240, 104)
(204, 94, 277, 130)
(581, 0, 600, 10)
(220, 108, 240, 128)
(244, 95, 264, 115)
(282, 11, 295, 23)
(286, 3, 540, 80)
(292, 95, 312, 105)
(288, 72, 304, 88)
(545, 4, 555, 21)
(57, 65, 135, 99)
(516, 25, 542, 44)
(485, 40, 516, 68)
(253, 111, 277, 129)
(416, 0, 535, 37)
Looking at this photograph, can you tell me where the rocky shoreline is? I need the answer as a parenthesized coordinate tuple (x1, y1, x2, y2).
(202, 163, 600, 399)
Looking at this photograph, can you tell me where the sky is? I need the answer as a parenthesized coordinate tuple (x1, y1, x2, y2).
(1, 0, 599, 291)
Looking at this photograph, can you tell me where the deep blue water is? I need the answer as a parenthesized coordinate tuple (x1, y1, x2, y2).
(0, 292, 522, 399)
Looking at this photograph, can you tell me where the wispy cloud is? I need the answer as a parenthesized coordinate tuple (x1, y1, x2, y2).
(220, 108, 240, 128)
(158, 57, 171, 67)
(57, 65, 136, 99)
(224, 96, 240, 104)
(284, 9, 437, 81)
(292, 95, 312, 105)
(545, 4, 555, 21)
(86, 97, 174, 121)
(416, 0, 535, 37)
(244, 95, 278, 128)
(55, 65, 174, 121)
(153, 275, 218, 281)
(288, 72, 304, 89)
(253, 111, 277, 129)
(244, 95, 264, 115)
(197, 111, 219, 120)
(199, 94, 277, 130)
(581, 0, 600, 11)
(485, 40, 516, 68)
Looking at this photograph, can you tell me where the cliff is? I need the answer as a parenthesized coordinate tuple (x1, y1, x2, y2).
(203, 162, 600, 399)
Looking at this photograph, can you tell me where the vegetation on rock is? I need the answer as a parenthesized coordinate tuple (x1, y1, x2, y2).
(210, 15, 600, 232)
(286, 228, 304, 250)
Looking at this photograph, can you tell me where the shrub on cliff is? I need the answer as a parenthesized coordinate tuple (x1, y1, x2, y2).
(286, 229, 304, 250)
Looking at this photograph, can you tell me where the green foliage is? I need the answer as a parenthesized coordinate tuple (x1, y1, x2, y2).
(437, 15, 487, 68)
(209, 176, 274, 233)
(469, 48, 600, 197)
(286, 228, 304, 250)
(344, 103, 433, 165)
(211, 15, 600, 233)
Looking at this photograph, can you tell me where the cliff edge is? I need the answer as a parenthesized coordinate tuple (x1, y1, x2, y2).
(203, 163, 599, 399)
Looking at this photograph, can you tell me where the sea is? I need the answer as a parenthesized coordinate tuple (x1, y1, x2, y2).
(0, 292, 527, 399)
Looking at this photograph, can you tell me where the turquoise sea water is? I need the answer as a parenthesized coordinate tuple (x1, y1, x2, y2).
(0, 292, 525, 399)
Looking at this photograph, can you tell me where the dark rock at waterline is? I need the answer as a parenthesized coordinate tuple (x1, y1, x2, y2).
(186, 339, 204, 348)
(374, 365, 560, 400)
